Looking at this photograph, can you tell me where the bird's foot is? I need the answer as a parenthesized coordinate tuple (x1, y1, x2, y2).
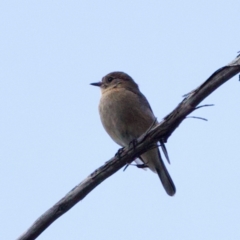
(128, 138, 138, 149)
(123, 162, 148, 171)
(115, 147, 125, 159)
(136, 163, 148, 169)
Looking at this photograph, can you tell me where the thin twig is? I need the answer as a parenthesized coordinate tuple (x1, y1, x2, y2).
(160, 140, 171, 164)
(186, 116, 208, 121)
(195, 104, 214, 109)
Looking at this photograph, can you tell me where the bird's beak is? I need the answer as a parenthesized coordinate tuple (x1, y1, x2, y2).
(90, 82, 102, 87)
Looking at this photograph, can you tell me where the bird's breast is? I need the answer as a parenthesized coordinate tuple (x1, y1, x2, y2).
(99, 89, 155, 147)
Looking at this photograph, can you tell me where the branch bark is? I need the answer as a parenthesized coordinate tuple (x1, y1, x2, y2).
(17, 55, 240, 240)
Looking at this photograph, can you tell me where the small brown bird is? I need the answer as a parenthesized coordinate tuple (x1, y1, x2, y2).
(91, 72, 176, 196)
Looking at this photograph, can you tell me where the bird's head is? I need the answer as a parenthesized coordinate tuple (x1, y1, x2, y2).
(90, 71, 138, 93)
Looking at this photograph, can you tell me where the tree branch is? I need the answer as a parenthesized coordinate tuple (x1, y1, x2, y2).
(17, 55, 240, 240)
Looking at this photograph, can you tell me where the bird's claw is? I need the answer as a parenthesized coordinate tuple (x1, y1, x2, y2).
(136, 163, 148, 169)
(115, 147, 125, 159)
(129, 138, 138, 149)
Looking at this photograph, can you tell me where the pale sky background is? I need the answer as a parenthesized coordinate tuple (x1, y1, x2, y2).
(1, 1, 240, 240)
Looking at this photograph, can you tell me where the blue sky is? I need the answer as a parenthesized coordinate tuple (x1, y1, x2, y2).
(1, 1, 240, 239)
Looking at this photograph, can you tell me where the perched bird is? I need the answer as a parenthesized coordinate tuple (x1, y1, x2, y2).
(91, 72, 176, 196)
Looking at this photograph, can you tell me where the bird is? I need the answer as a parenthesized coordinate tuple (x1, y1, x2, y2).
(90, 71, 176, 196)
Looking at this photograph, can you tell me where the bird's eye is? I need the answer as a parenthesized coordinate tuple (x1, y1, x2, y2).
(107, 77, 114, 83)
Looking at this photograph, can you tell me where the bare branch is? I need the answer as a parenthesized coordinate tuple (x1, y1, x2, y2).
(17, 55, 240, 240)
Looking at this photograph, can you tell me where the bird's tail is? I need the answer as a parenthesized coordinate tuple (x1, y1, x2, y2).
(155, 152, 176, 196)
(141, 148, 176, 196)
